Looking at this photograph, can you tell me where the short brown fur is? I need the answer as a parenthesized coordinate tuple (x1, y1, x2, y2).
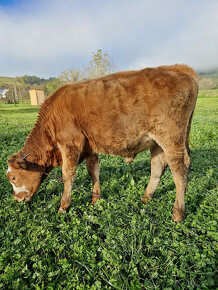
(7, 64, 198, 222)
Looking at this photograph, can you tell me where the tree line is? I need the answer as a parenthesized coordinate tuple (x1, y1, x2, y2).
(0, 49, 115, 103)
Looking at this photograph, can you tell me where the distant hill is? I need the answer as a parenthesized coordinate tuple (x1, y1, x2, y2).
(198, 69, 218, 79)
(0, 75, 56, 87)
(0, 76, 15, 86)
(0, 75, 61, 103)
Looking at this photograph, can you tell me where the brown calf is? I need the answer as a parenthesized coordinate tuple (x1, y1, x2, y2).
(7, 64, 198, 222)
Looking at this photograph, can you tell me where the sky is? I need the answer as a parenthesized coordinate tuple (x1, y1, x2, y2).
(0, 0, 217, 78)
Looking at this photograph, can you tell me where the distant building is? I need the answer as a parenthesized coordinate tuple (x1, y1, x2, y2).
(29, 89, 45, 105)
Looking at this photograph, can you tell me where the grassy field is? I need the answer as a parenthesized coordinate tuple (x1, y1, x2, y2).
(0, 97, 217, 289)
(198, 89, 218, 98)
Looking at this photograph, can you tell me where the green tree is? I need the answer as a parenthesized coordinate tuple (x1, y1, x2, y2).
(45, 79, 63, 96)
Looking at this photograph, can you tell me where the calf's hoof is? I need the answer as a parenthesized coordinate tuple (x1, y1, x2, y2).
(141, 196, 151, 204)
(58, 207, 66, 214)
(91, 195, 100, 204)
(172, 207, 185, 223)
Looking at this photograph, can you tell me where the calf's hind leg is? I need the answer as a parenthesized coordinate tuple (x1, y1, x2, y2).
(142, 143, 168, 204)
(184, 147, 191, 170)
(163, 146, 188, 223)
(86, 154, 101, 204)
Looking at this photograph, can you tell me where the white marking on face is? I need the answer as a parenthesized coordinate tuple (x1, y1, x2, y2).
(10, 182, 30, 196)
(7, 166, 12, 175)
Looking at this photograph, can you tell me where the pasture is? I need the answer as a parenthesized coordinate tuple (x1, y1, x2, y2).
(0, 96, 217, 289)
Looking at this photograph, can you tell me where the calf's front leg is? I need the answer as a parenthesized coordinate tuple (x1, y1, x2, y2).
(58, 145, 79, 213)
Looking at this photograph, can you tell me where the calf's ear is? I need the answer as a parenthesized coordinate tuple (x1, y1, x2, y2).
(16, 157, 28, 169)
(8, 155, 28, 169)
(7, 154, 17, 164)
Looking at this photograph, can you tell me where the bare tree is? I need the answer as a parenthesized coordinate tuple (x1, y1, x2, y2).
(59, 49, 115, 83)
(85, 49, 115, 79)
(199, 78, 216, 90)
(59, 68, 84, 83)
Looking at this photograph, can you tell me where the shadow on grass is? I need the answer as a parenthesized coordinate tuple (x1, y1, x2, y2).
(185, 148, 217, 214)
(77, 148, 217, 217)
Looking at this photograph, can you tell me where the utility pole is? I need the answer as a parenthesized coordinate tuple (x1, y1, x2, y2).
(13, 82, 18, 106)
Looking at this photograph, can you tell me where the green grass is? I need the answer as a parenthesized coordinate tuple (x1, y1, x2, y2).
(198, 89, 218, 98)
(0, 97, 217, 289)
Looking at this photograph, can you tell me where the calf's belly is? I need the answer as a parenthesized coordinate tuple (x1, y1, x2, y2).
(96, 134, 155, 158)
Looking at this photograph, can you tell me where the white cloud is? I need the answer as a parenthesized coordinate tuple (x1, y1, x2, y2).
(0, 0, 217, 77)
(130, 0, 218, 71)
(0, 0, 101, 76)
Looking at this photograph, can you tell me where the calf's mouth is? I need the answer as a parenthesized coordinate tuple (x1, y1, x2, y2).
(13, 192, 32, 202)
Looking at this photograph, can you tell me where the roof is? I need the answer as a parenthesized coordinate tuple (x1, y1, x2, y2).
(29, 89, 44, 92)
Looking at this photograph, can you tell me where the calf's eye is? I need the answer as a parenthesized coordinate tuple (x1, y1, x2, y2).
(11, 177, 16, 181)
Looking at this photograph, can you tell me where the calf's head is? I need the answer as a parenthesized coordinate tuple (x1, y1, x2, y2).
(7, 154, 44, 202)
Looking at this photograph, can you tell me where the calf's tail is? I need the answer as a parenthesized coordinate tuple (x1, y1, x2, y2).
(185, 110, 194, 155)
